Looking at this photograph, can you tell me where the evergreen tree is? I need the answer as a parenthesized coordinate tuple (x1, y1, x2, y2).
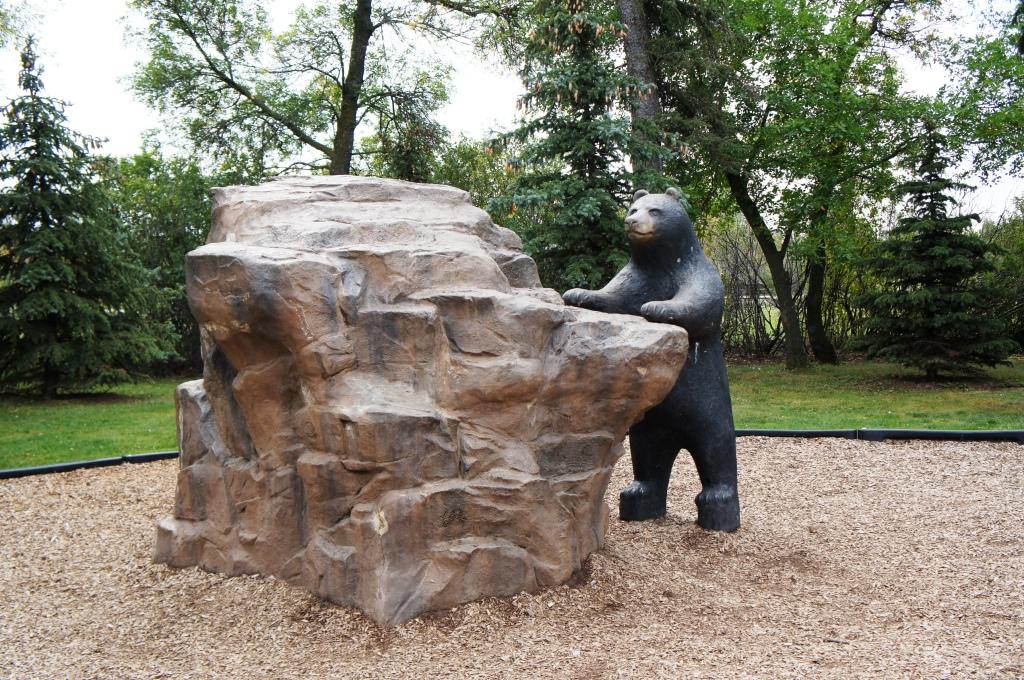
(0, 38, 172, 398)
(857, 125, 1018, 379)
(491, 0, 671, 292)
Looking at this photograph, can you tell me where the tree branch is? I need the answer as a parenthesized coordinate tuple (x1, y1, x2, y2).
(168, 6, 332, 157)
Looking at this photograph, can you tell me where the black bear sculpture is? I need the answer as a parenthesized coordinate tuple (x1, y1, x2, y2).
(563, 188, 740, 532)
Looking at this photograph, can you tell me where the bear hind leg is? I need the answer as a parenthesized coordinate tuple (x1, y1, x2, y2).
(695, 485, 740, 532)
(619, 425, 679, 521)
(688, 437, 740, 532)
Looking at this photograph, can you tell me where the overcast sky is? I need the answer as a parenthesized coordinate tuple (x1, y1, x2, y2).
(0, 0, 522, 153)
(1, 0, 1020, 220)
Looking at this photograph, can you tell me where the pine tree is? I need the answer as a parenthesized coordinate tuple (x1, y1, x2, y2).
(490, 0, 671, 292)
(0, 38, 172, 398)
(857, 125, 1018, 379)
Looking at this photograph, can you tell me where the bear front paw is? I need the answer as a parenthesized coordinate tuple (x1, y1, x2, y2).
(563, 288, 600, 310)
(640, 301, 676, 324)
(562, 288, 587, 306)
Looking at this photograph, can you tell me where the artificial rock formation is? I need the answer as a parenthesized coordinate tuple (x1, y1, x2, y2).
(154, 176, 688, 626)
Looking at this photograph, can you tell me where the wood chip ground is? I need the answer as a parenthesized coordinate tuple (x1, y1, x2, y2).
(1, 437, 1022, 678)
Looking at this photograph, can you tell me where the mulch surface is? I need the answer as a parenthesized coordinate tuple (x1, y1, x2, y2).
(1, 437, 1021, 678)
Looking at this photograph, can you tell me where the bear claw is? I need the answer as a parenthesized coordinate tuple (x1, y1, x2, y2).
(619, 481, 667, 521)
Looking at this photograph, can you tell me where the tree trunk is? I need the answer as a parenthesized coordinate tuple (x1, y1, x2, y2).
(42, 366, 57, 400)
(332, 0, 374, 175)
(805, 242, 839, 363)
(615, 0, 663, 174)
(724, 171, 808, 368)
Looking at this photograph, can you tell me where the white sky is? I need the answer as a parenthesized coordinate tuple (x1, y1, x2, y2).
(0, 0, 522, 154)
(1, 0, 1020, 220)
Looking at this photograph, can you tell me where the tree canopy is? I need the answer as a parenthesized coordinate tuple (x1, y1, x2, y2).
(981, 197, 1024, 348)
(1, 2, 20, 47)
(129, 0, 470, 175)
(101, 148, 252, 372)
(618, 0, 942, 367)
(941, 0, 1024, 178)
(4, 0, 1021, 384)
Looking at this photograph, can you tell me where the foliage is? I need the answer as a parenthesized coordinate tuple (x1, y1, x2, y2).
(641, 0, 935, 367)
(129, 0, 461, 175)
(365, 131, 541, 236)
(102, 148, 252, 372)
(701, 215, 784, 357)
(0, 39, 173, 398)
(981, 197, 1024, 346)
(942, 1, 1024, 176)
(702, 209, 879, 358)
(356, 59, 452, 182)
(491, 0, 672, 292)
(432, 137, 521, 208)
(429, 136, 544, 239)
(856, 126, 1018, 379)
(1, 1, 22, 47)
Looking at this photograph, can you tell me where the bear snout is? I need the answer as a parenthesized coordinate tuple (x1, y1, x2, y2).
(625, 214, 656, 240)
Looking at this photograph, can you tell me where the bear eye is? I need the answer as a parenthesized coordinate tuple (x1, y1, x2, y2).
(649, 208, 661, 215)
(628, 208, 637, 215)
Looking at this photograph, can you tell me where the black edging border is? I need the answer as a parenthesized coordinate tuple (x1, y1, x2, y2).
(2, 429, 1022, 480)
(736, 428, 1024, 444)
(0, 451, 179, 480)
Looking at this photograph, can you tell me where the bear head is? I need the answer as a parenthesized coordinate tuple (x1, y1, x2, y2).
(624, 188, 695, 248)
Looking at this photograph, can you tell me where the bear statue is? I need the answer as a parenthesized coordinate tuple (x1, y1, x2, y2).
(562, 188, 740, 532)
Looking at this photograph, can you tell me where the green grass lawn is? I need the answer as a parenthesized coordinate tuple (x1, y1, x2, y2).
(2, 360, 1023, 470)
(0, 379, 182, 469)
(730, 359, 1024, 430)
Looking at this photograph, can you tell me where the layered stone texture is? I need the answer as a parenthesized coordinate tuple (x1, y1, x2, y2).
(154, 176, 688, 625)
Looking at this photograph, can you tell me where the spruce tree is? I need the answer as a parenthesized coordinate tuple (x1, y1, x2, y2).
(858, 125, 1018, 379)
(0, 38, 172, 397)
(491, 0, 670, 292)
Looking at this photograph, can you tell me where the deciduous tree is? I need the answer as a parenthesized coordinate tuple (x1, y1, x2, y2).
(942, 1, 1024, 177)
(619, 0, 931, 367)
(130, 0, 466, 175)
(981, 197, 1024, 347)
(103, 148, 252, 372)
(1, 1, 22, 47)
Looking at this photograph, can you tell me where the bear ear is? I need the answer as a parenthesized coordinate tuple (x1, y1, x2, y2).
(632, 189, 649, 201)
(665, 187, 682, 201)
